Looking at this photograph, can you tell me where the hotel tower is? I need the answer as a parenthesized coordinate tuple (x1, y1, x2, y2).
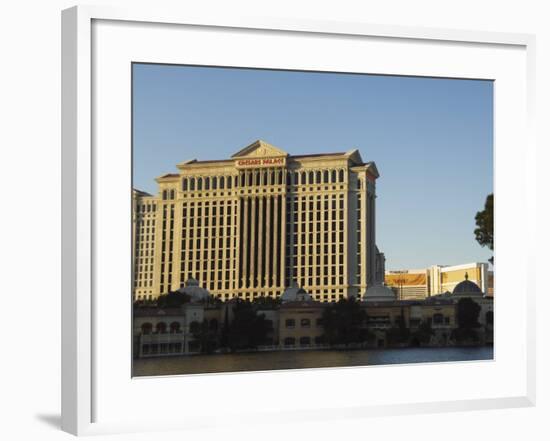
(133, 140, 385, 302)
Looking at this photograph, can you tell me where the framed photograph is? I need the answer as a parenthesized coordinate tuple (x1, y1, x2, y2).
(62, 5, 536, 436)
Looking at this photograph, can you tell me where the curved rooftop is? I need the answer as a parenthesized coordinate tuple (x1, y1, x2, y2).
(176, 278, 211, 302)
(281, 283, 313, 303)
(363, 283, 396, 302)
(452, 273, 482, 295)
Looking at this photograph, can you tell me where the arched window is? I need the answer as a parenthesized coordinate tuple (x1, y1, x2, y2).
(315, 170, 321, 184)
(331, 170, 337, 183)
(255, 171, 260, 186)
(219, 176, 224, 189)
(162, 190, 167, 200)
(190, 178, 195, 191)
(323, 170, 329, 183)
(156, 322, 167, 334)
(338, 169, 344, 183)
(227, 176, 232, 189)
(204, 177, 210, 190)
(212, 176, 217, 190)
(301, 171, 306, 185)
(169, 322, 181, 333)
(278, 170, 283, 185)
(433, 313, 444, 325)
(262, 171, 268, 186)
(197, 177, 203, 190)
(141, 323, 152, 335)
(308, 171, 314, 185)
(182, 178, 188, 191)
(286, 171, 292, 186)
(240, 173, 245, 187)
(170, 189, 175, 199)
(247, 172, 253, 187)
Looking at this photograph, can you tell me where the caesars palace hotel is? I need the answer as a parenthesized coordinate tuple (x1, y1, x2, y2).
(133, 140, 386, 303)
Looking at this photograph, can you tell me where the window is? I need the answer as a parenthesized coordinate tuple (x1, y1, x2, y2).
(284, 337, 295, 346)
(299, 336, 311, 346)
(433, 313, 444, 325)
(300, 318, 311, 327)
(169, 322, 181, 333)
(141, 322, 152, 335)
(285, 318, 295, 328)
(156, 322, 167, 334)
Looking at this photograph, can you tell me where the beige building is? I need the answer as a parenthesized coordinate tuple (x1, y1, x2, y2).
(385, 262, 494, 300)
(133, 140, 385, 302)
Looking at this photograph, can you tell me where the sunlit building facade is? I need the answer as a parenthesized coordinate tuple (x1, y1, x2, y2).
(132, 140, 385, 302)
(385, 262, 494, 300)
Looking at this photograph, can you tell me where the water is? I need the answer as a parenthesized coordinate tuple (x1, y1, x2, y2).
(133, 346, 494, 377)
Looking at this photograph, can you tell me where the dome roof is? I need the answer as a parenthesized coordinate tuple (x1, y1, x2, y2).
(363, 283, 396, 302)
(281, 283, 312, 303)
(452, 273, 482, 294)
(177, 278, 210, 302)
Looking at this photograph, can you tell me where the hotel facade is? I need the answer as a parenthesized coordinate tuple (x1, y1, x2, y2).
(385, 262, 494, 300)
(133, 140, 386, 302)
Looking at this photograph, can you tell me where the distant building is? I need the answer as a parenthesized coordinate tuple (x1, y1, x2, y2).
(385, 262, 494, 300)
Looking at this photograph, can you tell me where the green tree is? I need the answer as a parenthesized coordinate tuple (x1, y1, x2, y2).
(456, 297, 481, 329)
(190, 319, 219, 354)
(226, 299, 272, 351)
(156, 291, 191, 308)
(320, 298, 368, 345)
(452, 298, 482, 344)
(385, 311, 410, 345)
(474, 193, 494, 264)
(411, 320, 434, 345)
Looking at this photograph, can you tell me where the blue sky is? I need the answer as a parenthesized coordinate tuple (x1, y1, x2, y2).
(133, 63, 493, 270)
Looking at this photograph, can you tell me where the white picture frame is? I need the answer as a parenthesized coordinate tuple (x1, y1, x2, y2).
(62, 5, 536, 436)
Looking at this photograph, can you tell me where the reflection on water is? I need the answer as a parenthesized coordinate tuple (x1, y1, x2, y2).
(133, 346, 494, 377)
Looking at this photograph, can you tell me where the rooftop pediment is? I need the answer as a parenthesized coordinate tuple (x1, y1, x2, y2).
(231, 139, 288, 158)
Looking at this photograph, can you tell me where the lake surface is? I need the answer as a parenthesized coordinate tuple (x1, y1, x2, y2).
(133, 346, 493, 377)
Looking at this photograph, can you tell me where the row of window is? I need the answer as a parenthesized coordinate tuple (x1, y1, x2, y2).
(285, 317, 322, 328)
(141, 343, 183, 355)
(141, 322, 181, 334)
(136, 203, 157, 212)
(283, 336, 323, 346)
(179, 169, 348, 193)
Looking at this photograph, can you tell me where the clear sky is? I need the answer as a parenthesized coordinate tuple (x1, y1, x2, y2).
(133, 63, 493, 270)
